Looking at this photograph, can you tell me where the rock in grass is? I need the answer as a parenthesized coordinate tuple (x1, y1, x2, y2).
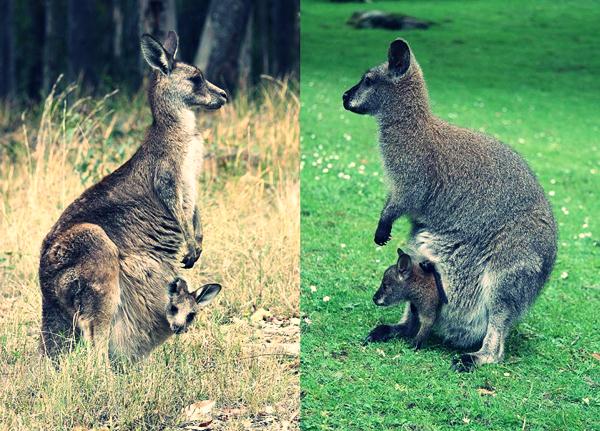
(347, 10, 433, 30)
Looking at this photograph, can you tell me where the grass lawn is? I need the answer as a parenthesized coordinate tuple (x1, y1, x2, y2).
(300, 1, 599, 429)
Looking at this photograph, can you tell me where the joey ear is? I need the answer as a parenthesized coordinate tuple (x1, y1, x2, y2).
(140, 34, 173, 75)
(195, 283, 222, 307)
(388, 38, 411, 76)
(396, 252, 412, 276)
(163, 30, 179, 59)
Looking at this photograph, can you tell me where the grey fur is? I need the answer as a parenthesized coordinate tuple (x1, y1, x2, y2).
(344, 38, 557, 371)
(39, 31, 228, 362)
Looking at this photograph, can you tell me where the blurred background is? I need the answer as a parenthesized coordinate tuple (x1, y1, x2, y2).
(0, 0, 299, 102)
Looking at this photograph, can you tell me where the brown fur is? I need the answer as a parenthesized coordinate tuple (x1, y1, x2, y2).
(370, 250, 440, 348)
(39, 31, 227, 362)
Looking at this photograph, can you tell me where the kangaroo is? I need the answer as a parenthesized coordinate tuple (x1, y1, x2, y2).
(343, 39, 557, 371)
(39, 31, 228, 362)
(367, 249, 442, 349)
(165, 278, 221, 335)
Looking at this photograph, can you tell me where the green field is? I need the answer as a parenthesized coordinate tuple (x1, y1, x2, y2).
(300, 1, 600, 429)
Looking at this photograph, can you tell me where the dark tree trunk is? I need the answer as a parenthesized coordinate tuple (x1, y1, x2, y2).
(139, 0, 177, 43)
(270, 0, 299, 78)
(139, 0, 177, 75)
(0, 0, 16, 100)
(67, 0, 98, 87)
(43, 0, 62, 93)
(194, 0, 252, 93)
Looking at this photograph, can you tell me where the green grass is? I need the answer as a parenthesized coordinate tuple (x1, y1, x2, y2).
(300, 1, 600, 429)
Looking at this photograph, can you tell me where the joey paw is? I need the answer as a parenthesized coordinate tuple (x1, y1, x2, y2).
(364, 324, 394, 344)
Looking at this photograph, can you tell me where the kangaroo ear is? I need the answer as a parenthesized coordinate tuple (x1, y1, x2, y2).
(168, 277, 187, 297)
(140, 34, 173, 75)
(396, 252, 412, 276)
(388, 38, 411, 76)
(195, 283, 222, 307)
(163, 30, 178, 59)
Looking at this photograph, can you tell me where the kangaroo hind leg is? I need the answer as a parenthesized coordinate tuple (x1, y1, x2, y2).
(50, 223, 120, 362)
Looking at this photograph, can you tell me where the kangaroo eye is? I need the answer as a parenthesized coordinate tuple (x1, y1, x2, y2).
(186, 312, 196, 324)
(364, 76, 373, 86)
(170, 305, 178, 314)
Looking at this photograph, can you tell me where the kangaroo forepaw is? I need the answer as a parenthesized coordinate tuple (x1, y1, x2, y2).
(451, 354, 477, 373)
(181, 244, 201, 269)
(374, 226, 392, 246)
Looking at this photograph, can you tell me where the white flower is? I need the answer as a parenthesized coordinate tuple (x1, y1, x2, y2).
(548, 191, 555, 196)
(561, 207, 569, 215)
(322, 296, 330, 302)
(340, 243, 346, 248)
(560, 271, 568, 279)
(309, 285, 317, 293)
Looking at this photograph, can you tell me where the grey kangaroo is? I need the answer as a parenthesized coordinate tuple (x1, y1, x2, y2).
(343, 39, 556, 371)
(369, 249, 443, 350)
(39, 31, 228, 361)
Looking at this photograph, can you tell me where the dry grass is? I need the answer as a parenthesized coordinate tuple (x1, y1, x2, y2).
(0, 78, 299, 430)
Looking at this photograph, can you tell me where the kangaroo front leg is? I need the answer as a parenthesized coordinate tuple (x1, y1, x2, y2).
(374, 193, 404, 246)
(155, 170, 199, 269)
(412, 313, 435, 350)
(192, 205, 203, 256)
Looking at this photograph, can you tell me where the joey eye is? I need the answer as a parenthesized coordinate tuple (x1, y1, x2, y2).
(186, 312, 196, 324)
(170, 305, 178, 314)
(189, 75, 204, 86)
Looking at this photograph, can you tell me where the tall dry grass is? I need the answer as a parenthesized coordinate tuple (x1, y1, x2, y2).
(0, 78, 299, 430)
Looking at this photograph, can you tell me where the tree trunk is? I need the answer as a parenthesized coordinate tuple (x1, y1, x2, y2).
(139, 0, 177, 75)
(43, 0, 61, 94)
(194, 0, 252, 93)
(0, 0, 16, 100)
(67, 0, 97, 87)
(139, 0, 177, 43)
(267, 0, 299, 79)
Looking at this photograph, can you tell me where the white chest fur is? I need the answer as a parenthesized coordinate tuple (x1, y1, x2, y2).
(180, 111, 204, 213)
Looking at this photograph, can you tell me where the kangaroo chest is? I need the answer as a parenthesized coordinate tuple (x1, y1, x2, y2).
(181, 134, 204, 214)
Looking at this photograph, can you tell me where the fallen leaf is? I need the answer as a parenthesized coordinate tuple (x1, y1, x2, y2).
(181, 400, 215, 426)
(477, 387, 497, 397)
(592, 352, 600, 361)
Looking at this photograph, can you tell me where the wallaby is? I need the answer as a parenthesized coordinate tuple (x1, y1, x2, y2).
(343, 39, 557, 371)
(367, 249, 442, 349)
(39, 30, 228, 362)
(165, 278, 221, 335)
